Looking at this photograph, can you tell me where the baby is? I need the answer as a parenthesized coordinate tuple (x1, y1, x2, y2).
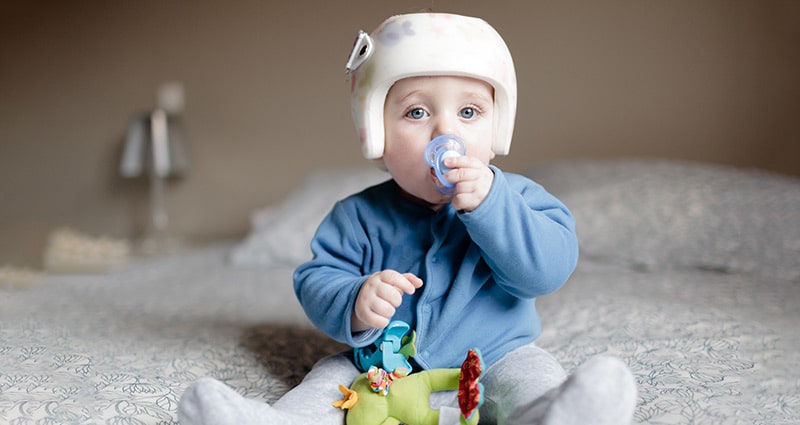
(179, 12, 637, 425)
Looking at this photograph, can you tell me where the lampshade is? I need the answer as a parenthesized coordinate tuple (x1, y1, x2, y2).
(120, 109, 188, 179)
(119, 83, 189, 250)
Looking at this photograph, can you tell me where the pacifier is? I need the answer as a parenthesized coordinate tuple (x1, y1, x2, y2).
(424, 134, 466, 195)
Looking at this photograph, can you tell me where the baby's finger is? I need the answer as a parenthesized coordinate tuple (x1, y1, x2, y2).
(443, 155, 484, 170)
(382, 270, 420, 295)
(402, 273, 424, 289)
(356, 297, 394, 326)
(370, 298, 396, 319)
(377, 283, 404, 307)
(377, 270, 405, 294)
(360, 310, 390, 329)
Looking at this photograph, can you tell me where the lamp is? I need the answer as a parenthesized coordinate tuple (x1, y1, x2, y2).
(120, 82, 188, 254)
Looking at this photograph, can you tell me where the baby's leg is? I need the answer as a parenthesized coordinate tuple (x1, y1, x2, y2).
(515, 355, 637, 425)
(426, 345, 555, 425)
(479, 343, 568, 424)
(481, 343, 637, 425)
(179, 352, 360, 425)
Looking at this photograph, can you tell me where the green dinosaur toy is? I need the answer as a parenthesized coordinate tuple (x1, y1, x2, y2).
(333, 348, 485, 425)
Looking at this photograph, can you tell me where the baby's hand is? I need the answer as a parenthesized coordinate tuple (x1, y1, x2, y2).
(444, 155, 494, 212)
(352, 270, 423, 332)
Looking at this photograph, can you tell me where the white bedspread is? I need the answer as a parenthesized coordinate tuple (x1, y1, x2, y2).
(2, 159, 798, 424)
(1, 245, 345, 423)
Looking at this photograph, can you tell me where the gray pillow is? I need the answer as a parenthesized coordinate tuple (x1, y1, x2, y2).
(527, 159, 800, 282)
(230, 168, 389, 267)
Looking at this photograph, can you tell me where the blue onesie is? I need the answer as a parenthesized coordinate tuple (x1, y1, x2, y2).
(293, 166, 579, 370)
(178, 167, 635, 425)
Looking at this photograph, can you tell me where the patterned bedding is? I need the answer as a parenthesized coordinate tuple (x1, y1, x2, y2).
(1, 159, 798, 424)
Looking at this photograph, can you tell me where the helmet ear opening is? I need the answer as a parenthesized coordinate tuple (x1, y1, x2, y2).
(345, 31, 374, 75)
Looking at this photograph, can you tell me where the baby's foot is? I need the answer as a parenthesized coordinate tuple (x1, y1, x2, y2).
(179, 377, 271, 425)
(509, 355, 637, 425)
(179, 354, 357, 425)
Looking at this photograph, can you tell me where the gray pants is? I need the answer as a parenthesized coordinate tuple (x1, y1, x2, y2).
(178, 345, 636, 425)
(272, 342, 567, 424)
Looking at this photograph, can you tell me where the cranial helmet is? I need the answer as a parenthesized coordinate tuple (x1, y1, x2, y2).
(345, 13, 517, 159)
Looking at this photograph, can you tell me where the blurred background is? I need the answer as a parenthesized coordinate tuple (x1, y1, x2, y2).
(1, 0, 798, 269)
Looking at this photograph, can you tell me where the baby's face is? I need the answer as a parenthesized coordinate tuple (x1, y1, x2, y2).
(382, 76, 495, 207)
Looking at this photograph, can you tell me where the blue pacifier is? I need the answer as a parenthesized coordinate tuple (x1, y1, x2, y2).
(424, 134, 466, 195)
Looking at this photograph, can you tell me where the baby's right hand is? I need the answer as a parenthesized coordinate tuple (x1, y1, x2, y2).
(352, 270, 423, 332)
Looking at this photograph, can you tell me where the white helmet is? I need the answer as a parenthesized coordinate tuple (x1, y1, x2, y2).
(345, 13, 517, 159)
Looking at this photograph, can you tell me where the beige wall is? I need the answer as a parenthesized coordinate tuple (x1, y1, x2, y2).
(1, 0, 799, 268)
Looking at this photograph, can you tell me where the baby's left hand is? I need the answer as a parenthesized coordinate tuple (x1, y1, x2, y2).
(444, 156, 494, 212)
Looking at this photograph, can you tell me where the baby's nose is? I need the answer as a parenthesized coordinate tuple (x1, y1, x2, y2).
(432, 117, 457, 139)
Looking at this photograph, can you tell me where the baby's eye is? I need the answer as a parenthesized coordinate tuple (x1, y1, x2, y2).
(406, 108, 428, 120)
(459, 107, 476, 119)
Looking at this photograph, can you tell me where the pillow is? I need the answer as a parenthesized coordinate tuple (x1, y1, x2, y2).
(526, 159, 800, 282)
(230, 168, 389, 267)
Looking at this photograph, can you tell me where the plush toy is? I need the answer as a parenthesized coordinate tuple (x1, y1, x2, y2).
(334, 321, 485, 425)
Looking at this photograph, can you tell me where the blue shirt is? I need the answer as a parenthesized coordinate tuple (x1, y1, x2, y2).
(293, 166, 578, 369)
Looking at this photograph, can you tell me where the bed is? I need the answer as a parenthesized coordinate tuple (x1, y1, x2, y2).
(1, 159, 798, 424)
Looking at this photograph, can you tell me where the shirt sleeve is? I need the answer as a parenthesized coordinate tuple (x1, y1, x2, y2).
(458, 166, 579, 298)
(292, 201, 380, 347)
